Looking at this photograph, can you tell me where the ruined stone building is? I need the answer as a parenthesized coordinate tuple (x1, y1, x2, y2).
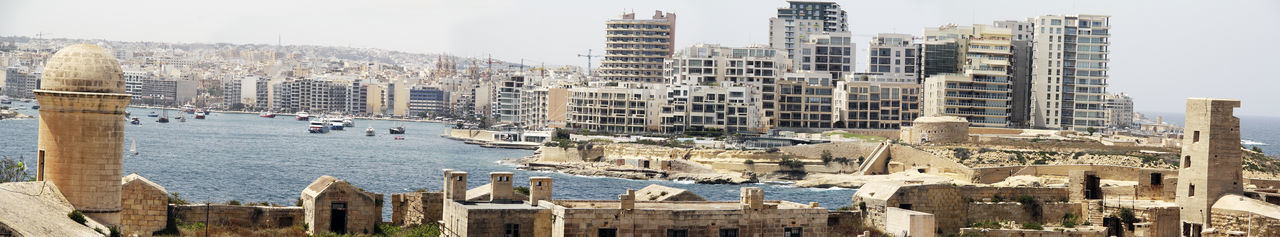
(300, 175, 384, 235)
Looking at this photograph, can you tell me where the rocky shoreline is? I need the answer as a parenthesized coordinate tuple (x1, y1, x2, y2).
(0, 108, 32, 120)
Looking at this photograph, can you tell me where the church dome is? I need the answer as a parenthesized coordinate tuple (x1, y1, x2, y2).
(39, 44, 126, 93)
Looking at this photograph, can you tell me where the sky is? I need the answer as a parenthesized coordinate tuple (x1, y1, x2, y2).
(2, 0, 1279, 116)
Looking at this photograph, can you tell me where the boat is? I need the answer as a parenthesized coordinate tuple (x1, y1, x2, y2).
(308, 120, 329, 133)
(31, 104, 39, 110)
(296, 111, 310, 121)
(176, 115, 186, 122)
(259, 112, 276, 118)
(365, 126, 375, 136)
(156, 109, 170, 123)
(389, 125, 405, 134)
(342, 117, 354, 127)
(130, 139, 138, 155)
(0, 100, 10, 105)
(147, 112, 159, 117)
(394, 136, 405, 140)
(181, 104, 195, 114)
(194, 111, 206, 119)
(130, 118, 141, 125)
(329, 119, 345, 130)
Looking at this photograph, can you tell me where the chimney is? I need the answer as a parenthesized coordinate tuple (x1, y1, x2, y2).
(620, 189, 636, 210)
(529, 177, 553, 206)
(740, 187, 763, 210)
(441, 169, 454, 194)
(490, 172, 514, 202)
(446, 171, 468, 201)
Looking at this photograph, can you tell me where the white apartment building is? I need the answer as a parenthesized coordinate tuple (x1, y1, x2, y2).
(1106, 92, 1134, 129)
(921, 24, 1014, 127)
(867, 33, 921, 83)
(4, 66, 40, 99)
(837, 74, 922, 129)
(1030, 14, 1112, 132)
(660, 84, 760, 134)
(600, 10, 677, 83)
(566, 82, 666, 134)
(774, 71, 838, 130)
(769, 1, 849, 61)
(664, 44, 789, 130)
(795, 32, 854, 79)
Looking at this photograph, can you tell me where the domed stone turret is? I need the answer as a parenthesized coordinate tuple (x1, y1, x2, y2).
(39, 44, 126, 94)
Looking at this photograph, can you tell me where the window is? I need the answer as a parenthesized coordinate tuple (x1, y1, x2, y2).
(1183, 156, 1191, 168)
(1151, 173, 1163, 185)
(719, 228, 739, 237)
(784, 227, 803, 237)
(1193, 131, 1200, 143)
(504, 223, 520, 237)
(598, 228, 618, 237)
(1189, 184, 1196, 197)
(667, 229, 689, 237)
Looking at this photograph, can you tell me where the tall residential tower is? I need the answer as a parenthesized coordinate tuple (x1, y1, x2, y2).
(1030, 15, 1111, 131)
(600, 10, 677, 83)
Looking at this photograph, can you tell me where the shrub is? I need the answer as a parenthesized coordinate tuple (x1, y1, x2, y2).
(108, 225, 121, 237)
(514, 186, 530, 195)
(779, 157, 805, 169)
(954, 148, 970, 160)
(1254, 146, 1264, 153)
(68, 210, 87, 226)
(744, 159, 754, 165)
(1062, 213, 1079, 228)
(1022, 222, 1043, 230)
(0, 155, 32, 183)
(228, 200, 242, 206)
(821, 150, 834, 164)
(969, 221, 1002, 229)
(167, 192, 188, 205)
(296, 197, 303, 206)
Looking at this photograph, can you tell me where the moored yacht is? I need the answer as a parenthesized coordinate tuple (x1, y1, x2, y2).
(365, 126, 375, 136)
(342, 117, 355, 127)
(308, 120, 329, 133)
(296, 111, 310, 121)
(328, 118, 345, 130)
(259, 112, 276, 118)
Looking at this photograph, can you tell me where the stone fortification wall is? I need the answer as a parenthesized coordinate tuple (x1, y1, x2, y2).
(391, 191, 444, 226)
(445, 129, 496, 142)
(826, 210, 868, 237)
(170, 204, 302, 228)
(1210, 209, 1280, 236)
(121, 175, 168, 236)
(888, 145, 973, 176)
(959, 227, 1106, 237)
(855, 184, 1071, 235)
(549, 202, 830, 237)
(972, 165, 1175, 184)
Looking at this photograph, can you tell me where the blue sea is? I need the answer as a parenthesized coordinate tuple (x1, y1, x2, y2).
(1143, 111, 1280, 157)
(0, 101, 856, 220)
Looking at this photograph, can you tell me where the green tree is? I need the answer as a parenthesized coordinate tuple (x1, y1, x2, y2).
(1086, 127, 1097, 136)
(820, 150, 834, 164)
(0, 156, 32, 183)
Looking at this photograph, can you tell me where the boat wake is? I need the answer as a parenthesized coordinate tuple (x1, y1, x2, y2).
(1243, 139, 1269, 146)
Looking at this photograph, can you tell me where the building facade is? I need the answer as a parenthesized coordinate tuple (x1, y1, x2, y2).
(566, 82, 665, 134)
(599, 10, 677, 83)
(769, 0, 849, 61)
(1030, 15, 1112, 132)
(408, 86, 449, 118)
(774, 72, 837, 130)
(921, 24, 1014, 127)
(1106, 92, 1134, 129)
(838, 76, 922, 129)
(867, 33, 921, 83)
(3, 66, 40, 98)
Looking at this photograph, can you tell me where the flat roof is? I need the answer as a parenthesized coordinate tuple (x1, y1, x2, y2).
(553, 200, 813, 210)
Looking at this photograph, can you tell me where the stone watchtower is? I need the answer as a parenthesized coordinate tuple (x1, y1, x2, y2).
(34, 44, 132, 226)
(1174, 98, 1242, 235)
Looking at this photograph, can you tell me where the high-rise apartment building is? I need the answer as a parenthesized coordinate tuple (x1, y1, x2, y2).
(408, 86, 449, 118)
(769, 1, 849, 61)
(921, 24, 1014, 127)
(600, 10, 677, 83)
(994, 20, 1035, 128)
(1030, 14, 1111, 132)
(867, 33, 921, 83)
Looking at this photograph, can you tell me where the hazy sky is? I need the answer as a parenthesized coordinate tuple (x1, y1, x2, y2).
(3, 0, 1278, 116)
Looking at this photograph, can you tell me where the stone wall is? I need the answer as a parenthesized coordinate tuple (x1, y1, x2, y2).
(971, 164, 1176, 184)
(959, 227, 1106, 237)
(170, 204, 302, 228)
(549, 201, 829, 237)
(1210, 209, 1280, 236)
(885, 207, 935, 237)
(966, 202, 1081, 225)
(121, 174, 168, 236)
(390, 191, 443, 227)
(888, 145, 973, 176)
(301, 177, 384, 235)
(826, 210, 867, 237)
(441, 201, 552, 237)
(854, 184, 1071, 235)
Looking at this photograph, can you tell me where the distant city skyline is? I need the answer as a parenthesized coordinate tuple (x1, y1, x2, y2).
(2, 0, 1278, 116)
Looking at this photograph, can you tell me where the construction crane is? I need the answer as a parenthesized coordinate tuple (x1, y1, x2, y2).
(576, 49, 602, 77)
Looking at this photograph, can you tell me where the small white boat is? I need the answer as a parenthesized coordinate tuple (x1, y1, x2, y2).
(328, 117, 345, 130)
(296, 111, 311, 121)
(365, 126, 375, 136)
(342, 117, 355, 127)
(130, 139, 138, 155)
